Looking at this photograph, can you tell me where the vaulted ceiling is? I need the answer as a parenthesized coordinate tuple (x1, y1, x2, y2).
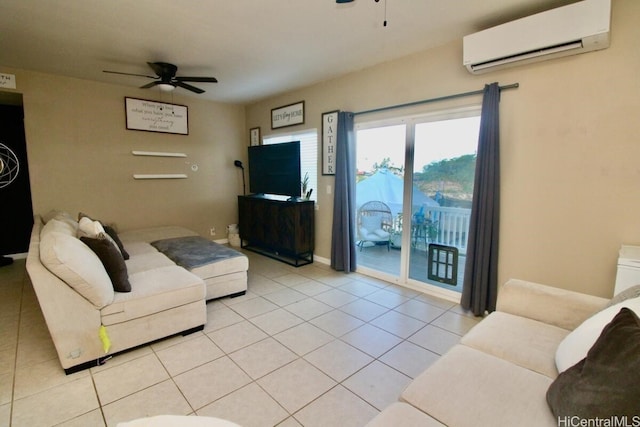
(0, 0, 578, 104)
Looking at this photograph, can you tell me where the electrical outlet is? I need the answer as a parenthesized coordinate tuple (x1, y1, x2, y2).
(210, 227, 216, 236)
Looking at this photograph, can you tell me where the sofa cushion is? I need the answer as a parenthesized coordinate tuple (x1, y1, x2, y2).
(100, 266, 204, 325)
(547, 308, 640, 418)
(40, 231, 114, 308)
(461, 311, 569, 378)
(81, 236, 131, 292)
(401, 345, 556, 427)
(496, 279, 608, 331)
(125, 252, 175, 275)
(122, 241, 159, 257)
(555, 296, 640, 373)
(365, 402, 445, 427)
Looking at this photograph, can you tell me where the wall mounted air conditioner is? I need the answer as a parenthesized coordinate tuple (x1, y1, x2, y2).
(463, 0, 611, 74)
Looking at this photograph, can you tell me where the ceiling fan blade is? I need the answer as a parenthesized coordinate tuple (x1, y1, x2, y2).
(174, 81, 205, 94)
(175, 76, 218, 83)
(103, 70, 157, 79)
(147, 62, 177, 78)
(140, 81, 160, 89)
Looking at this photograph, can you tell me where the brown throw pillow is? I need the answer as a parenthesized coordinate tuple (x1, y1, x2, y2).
(80, 236, 131, 292)
(546, 307, 640, 418)
(103, 225, 130, 260)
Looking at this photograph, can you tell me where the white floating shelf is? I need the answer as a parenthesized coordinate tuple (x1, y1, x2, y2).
(133, 174, 188, 180)
(132, 151, 187, 158)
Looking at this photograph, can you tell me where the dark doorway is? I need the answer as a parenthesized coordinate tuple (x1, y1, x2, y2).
(0, 93, 34, 256)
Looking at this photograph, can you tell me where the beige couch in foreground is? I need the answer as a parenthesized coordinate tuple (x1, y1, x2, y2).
(26, 212, 246, 374)
(367, 279, 617, 427)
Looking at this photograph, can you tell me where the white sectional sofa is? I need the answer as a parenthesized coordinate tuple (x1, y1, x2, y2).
(367, 279, 640, 426)
(26, 211, 248, 373)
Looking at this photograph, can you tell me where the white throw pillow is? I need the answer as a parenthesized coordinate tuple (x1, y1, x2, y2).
(555, 296, 640, 373)
(361, 215, 381, 233)
(77, 217, 125, 259)
(43, 210, 77, 228)
(41, 218, 77, 237)
(40, 231, 114, 308)
(78, 216, 105, 238)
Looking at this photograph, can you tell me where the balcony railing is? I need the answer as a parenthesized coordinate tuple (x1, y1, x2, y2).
(427, 206, 472, 253)
(392, 206, 472, 254)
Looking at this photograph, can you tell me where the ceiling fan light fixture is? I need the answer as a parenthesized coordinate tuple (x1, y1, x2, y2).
(104, 62, 216, 94)
(157, 83, 175, 92)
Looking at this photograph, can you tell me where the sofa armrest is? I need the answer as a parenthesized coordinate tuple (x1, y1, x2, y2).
(27, 218, 105, 371)
(496, 279, 609, 331)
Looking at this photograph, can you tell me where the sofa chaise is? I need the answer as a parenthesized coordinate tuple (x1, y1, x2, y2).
(26, 211, 248, 373)
(367, 278, 640, 426)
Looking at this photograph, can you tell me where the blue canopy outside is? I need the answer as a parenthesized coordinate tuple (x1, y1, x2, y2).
(356, 169, 438, 218)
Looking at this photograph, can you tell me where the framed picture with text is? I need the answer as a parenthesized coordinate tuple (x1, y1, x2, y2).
(125, 97, 188, 135)
(271, 101, 304, 129)
(250, 127, 261, 146)
(322, 110, 339, 175)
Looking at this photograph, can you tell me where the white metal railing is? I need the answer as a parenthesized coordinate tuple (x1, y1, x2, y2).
(425, 206, 471, 253)
(389, 205, 472, 253)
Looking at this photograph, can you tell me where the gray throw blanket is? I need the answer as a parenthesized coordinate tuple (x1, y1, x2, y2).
(151, 236, 243, 270)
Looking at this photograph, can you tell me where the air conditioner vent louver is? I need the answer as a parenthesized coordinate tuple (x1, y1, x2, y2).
(463, 0, 611, 74)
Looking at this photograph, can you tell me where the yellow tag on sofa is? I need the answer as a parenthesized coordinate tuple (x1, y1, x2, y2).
(99, 325, 111, 354)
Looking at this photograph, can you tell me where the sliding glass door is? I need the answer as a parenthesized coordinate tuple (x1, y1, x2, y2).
(355, 123, 406, 278)
(355, 109, 480, 297)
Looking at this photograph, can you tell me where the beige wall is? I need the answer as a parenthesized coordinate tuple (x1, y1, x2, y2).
(246, 0, 640, 298)
(0, 67, 246, 238)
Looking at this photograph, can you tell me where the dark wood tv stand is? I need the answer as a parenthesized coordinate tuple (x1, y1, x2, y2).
(238, 195, 314, 267)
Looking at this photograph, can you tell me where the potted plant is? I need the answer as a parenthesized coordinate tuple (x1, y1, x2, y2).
(301, 172, 311, 199)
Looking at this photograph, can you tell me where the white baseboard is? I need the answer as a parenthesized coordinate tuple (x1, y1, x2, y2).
(313, 255, 330, 265)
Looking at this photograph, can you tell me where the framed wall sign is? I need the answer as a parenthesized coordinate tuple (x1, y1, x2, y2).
(271, 101, 304, 129)
(322, 110, 339, 175)
(125, 97, 189, 135)
(250, 127, 261, 146)
(0, 73, 16, 89)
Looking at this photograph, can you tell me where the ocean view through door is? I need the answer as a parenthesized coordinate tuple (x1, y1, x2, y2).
(355, 110, 480, 297)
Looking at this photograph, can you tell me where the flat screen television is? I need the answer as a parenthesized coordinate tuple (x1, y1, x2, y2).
(248, 141, 301, 198)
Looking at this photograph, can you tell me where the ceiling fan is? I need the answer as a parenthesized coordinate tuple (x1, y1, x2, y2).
(103, 62, 218, 94)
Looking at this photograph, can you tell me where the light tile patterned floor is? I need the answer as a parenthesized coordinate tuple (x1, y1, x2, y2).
(0, 251, 481, 427)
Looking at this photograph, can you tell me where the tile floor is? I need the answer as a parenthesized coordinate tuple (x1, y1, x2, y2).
(0, 251, 481, 427)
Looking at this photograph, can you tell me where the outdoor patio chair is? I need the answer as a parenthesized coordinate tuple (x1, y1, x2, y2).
(357, 201, 393, 251)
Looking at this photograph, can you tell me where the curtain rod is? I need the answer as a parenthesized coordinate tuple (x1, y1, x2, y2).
(353, 82, 519, 116)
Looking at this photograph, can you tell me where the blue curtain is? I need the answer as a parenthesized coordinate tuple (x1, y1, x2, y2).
(331, 112, 357, 272)
(461, 83, 501, 316)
